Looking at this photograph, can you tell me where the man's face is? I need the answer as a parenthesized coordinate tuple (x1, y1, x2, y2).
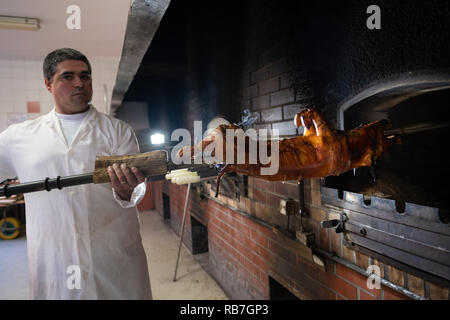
(44, 59, 93, 114)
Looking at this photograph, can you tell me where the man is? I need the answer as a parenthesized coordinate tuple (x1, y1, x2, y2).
(0, 48, 152, 299)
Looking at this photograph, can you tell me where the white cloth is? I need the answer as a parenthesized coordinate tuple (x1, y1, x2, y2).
(54, 109, 146, 207)
(0, 105, 152, 299)
(55, 109, 89, 146)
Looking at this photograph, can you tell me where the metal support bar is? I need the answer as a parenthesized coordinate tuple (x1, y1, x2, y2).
(173, 183, 191, 281)
(313, 247, 426, 300)
(321, 212, 347, 233)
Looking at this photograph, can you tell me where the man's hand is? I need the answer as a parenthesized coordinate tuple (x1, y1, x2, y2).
(108, 163, 146, 201)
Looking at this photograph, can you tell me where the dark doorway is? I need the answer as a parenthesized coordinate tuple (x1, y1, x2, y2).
(162, 193, 171, 220)
(269, 277, 300, 300)
(191, 215, 208, 255)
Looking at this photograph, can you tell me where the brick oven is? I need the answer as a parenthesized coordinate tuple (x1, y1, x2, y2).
(121, 0, 450, 299)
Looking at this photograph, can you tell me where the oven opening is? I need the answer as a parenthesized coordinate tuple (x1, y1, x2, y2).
(325, 82, 450, 224)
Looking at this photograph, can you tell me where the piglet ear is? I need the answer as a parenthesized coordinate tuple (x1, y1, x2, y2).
(378, 118, 392, 130)
(294, 113, 302, 128)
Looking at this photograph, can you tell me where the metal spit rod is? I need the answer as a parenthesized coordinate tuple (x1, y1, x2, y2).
(0, 173, 94, 198)
(0, 164, 219, 198)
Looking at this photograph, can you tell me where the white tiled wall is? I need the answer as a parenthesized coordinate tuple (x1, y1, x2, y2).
(0, 55, 120, 133)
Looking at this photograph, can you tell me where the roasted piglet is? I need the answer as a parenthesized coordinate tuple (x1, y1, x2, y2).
(177, 108, 401, 196)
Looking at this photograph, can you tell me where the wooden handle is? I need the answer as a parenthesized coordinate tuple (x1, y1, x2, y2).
(93, 150, 168, 184)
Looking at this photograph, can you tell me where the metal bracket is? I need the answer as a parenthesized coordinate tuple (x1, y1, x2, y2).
(320, 186, 450, 282)
(320, 212, 348, 233)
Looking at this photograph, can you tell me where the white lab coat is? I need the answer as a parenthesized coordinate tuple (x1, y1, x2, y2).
(0, 105, 152, 299)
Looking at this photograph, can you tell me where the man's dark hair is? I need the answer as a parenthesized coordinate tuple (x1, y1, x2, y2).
(43, 48, 92, 81)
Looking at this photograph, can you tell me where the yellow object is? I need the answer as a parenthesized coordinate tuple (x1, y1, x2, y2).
(0, 217, 21, 240)
(173, 175, 200, 185)
(166, 169, 200, 184)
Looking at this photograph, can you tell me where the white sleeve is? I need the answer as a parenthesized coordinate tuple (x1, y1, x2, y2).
(111, 121, 146, 208)
(0, 128, 17, 180)
(112, 181, 146, 208)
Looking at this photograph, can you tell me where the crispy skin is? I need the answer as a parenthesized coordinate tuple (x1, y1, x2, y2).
(177, 108, 401, 196)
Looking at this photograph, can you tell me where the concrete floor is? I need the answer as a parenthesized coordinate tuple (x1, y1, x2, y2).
(0, 210, 228, 300)
(140, 210, 228, 300)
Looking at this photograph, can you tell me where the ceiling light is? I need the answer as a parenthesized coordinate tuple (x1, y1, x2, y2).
(0, 15, 40, 31)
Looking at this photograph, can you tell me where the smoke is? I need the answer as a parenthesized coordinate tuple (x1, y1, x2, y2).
(236, 109, 259, 128)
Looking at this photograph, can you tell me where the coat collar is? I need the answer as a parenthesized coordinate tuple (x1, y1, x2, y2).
(44, 104, 98, 124)
(44, 104, 98, 149)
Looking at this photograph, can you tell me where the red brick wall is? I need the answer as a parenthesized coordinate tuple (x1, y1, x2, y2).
(152, 181, 207, 254)
(154, 180, 449, 300)
(152, 181, 163, 217)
